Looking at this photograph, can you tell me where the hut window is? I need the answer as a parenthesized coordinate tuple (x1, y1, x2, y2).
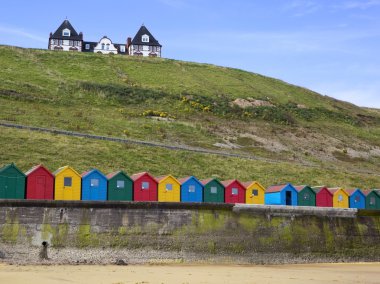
(252, 189, 258, 196)
(120, 45, 125, 52)
(85, 44, 90, 50)
(142, 182, 149, 190)
(210, 186, 217, 194)
(166, 183, 173, 191)
(338, 194, 343, 202)
(117, 180, 125, 189)
(304, 193, 310, 200)
(62, 29, 71, 37)
(354, 196, 360, 203)
(232, 188, 238, 195)
(64, 177, 72, 187)
(91, 179, 99, 187)
(189, 185, 196, 193)
(370, 197, 376, 205)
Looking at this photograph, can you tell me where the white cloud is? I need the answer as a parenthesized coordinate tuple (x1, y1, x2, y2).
(0, 25, 46, 43)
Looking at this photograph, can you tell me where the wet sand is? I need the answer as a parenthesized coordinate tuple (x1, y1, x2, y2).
(0, 263, 379, 284)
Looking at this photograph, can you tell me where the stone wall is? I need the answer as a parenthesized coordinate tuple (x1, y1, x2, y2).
(0, 200, 379, 264)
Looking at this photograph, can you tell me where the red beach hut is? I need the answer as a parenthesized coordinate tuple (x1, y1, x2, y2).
(131, 172, 158, 201)
(312, 186, 333, 207)
(221, 179, 246, 204)
(25, 165, 54, 200)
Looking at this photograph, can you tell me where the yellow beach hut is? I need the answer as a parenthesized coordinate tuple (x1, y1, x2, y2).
(328, 187, 349, 208)
(156, 175, 180, 202)
(54, 166, 81, 200)
(242, 181, 265, 204)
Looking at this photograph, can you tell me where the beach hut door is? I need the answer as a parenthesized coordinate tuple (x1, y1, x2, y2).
(286, 191, 292, 205)
(36, 176, 46, 198)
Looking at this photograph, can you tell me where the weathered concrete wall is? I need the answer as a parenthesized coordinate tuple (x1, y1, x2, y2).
(0, 200, 379, 264)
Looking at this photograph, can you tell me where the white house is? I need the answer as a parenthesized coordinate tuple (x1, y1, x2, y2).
(48, 20, 83, 51)
(127, 25, 162, 57)
(49, 20, 161, 57)
(83, 36, 127, 55)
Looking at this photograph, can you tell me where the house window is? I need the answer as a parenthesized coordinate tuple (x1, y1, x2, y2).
(142, 182, 149, 190)
(69, 40, 73, 46)
(62, 29, 71, 37)
(101, 43, 105, 50)
(166, 183, 173, 191)
(64, 177, 72, 187)
(304, 193, 310, 200)
(370, 197, 376, 205)
(106, 44, 110, 50)
(91, 179, 99, 187)
(338, 194, 343, 202)
(232, 188, 238, 195)
(59, 39, 63, 45)
(189, 185, 196, 193)
(143, 45, 149, 51)
(210, 186, 217, 194)
(120, 45, 125, 52)
(142, 35, 149, 42)
(117, 180, 125, 189)
(85, 44, 90, 50)
(252, 189, 258, 196)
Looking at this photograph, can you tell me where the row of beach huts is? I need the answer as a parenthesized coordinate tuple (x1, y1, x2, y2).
(0, 163, 380, 209)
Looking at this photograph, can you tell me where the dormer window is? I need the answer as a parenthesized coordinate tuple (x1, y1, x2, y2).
(62, 29, 71, 37)
(142, 34, 149, 42)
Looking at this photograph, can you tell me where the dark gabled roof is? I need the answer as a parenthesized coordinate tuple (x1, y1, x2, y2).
(131, 25, 161, 46)
(51, 20, 82, 40)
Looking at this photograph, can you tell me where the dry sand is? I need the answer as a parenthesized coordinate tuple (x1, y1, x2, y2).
(0, 263, 379, 284)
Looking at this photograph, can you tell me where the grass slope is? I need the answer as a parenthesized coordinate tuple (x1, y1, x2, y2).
(1, 45, 380, 187)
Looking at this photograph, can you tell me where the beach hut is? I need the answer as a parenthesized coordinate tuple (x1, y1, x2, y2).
(345, 188, 366, 209)
(54, 166, 81, 200)
(242, 181, 265, 205)
(328, 187, 349, 208)
(294, 185, 316, 207)
(312, 186, 333, 207)
(221, 180, 246, 204)
(107, 171, 133, 201)
(178, 176, 203, 202)
(265, 183, 298, 206)
(156, 175, 181, 202)
(0, 163, 25, 199)
(200, 178, 225, 203)
(81, 169, 107, 201)
(364, 190, 380, 210)
(25, 165, 54, 200)
(131, 172, 158, 201)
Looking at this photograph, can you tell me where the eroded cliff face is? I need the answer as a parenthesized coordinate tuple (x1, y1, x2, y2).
(0, 200, 379, 264)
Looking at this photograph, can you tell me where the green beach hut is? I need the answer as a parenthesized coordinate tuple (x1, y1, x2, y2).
(294, 185, 316, 206)
(200, 178, 225, 203)
(365, 190, 380, 210)
(107, 171, 133, 201)
(0, 163, 26, 199)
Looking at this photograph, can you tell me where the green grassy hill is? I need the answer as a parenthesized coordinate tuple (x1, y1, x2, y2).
(1, 45, 380, 188)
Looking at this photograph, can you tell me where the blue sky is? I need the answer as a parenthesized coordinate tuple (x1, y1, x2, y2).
(1, 0, 379, 108)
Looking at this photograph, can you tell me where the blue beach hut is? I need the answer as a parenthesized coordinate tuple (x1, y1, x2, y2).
(345, 188, 366, 209)
(265, 183, 298, 206)
(81, 169, 108, 201)
(178, 176, 203, 202)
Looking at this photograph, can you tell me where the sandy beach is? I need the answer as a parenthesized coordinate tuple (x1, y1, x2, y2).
(0, 263, 379, 284)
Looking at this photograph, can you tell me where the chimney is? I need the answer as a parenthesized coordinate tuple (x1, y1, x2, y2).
(127, 37, 132, 48)
(79, 32, 83, 40)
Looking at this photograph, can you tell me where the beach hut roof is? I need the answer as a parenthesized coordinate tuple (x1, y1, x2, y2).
(25, 164, 53, 177)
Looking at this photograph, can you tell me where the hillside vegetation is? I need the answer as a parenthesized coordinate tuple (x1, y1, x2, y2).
(1, 45, 380, 188)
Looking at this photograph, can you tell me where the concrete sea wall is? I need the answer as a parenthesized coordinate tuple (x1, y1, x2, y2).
(0, 200, 379, 264)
